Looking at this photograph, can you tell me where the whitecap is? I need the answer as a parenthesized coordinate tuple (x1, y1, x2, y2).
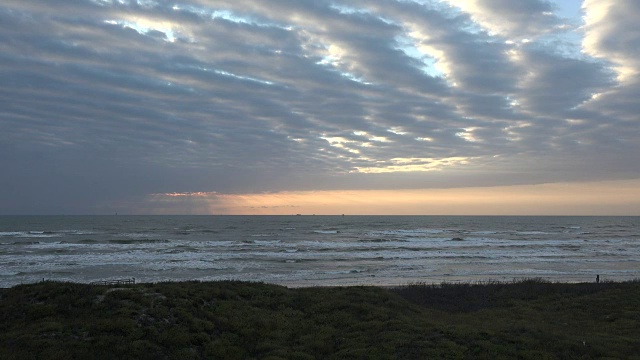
(253, 240, 281, 245)
(369, 229, 445, 237)
(0, 232, 24, 237)
(62, 230, 96, 235)
(2, 231, 60, 238)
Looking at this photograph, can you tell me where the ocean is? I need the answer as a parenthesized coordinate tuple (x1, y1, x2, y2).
(1, 215, 638, 288)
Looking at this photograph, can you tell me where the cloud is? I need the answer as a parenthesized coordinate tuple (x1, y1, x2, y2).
(445, 0, 568, 39)
(0, 0, 638, 214)
(582, 0, 640, 82)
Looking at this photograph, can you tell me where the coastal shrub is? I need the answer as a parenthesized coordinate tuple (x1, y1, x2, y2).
(127, 340, 163, 360)
(2, 280, 640, 359)
(203, 338, 246, 359)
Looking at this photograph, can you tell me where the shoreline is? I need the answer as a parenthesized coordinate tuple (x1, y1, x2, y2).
(4, 266, 631, 289)
(3, 275, 634, 290)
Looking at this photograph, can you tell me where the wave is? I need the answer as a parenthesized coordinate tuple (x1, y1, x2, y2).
(468, 231, 500, 235)
(158, 246, 199, 254)
(369, 229, 445, 237)
(15, 270, 76, 276)
(358, 238, 398, 243)
(9, 241, 41, 245)
(199, 229, 219, 234)
(0, 232, 24, 237)
(252, 240, 282, 245)
(118, 232, 158, 238)
(0, 231, 61, 238)
(108, 239, 171, 244)
(61, 230, 97, 235)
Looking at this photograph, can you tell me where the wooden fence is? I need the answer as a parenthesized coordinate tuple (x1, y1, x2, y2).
(90, 278, 136, 286)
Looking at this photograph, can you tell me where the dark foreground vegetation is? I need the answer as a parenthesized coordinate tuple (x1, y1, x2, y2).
(1, 279, 639, 359)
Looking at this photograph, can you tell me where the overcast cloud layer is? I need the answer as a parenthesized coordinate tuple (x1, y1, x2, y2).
(1, 0, 638, 214)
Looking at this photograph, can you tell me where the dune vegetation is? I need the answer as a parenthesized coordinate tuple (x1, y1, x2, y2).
(1, 279, 639, 359)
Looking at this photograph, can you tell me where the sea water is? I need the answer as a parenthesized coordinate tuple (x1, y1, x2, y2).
(1, 215, 638, 288)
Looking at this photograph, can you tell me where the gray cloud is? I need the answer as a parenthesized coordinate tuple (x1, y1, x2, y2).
(0, 0, 637, 214)
(445, 0, 568, 39)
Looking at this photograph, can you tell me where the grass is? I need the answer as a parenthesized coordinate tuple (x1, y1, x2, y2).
(1, 279, 639, 359)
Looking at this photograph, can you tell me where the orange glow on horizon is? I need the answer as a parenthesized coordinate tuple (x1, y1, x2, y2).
(142, 179, 640, 215)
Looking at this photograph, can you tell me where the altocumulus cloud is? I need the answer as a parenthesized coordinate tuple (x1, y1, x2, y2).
(0, 0, 638, 214)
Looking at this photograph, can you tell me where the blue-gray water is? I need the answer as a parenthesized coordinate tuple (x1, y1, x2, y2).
(1, 216, 639, 288)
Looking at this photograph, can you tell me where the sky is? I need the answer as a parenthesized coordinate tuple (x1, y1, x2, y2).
(1, 0, 639, 215)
